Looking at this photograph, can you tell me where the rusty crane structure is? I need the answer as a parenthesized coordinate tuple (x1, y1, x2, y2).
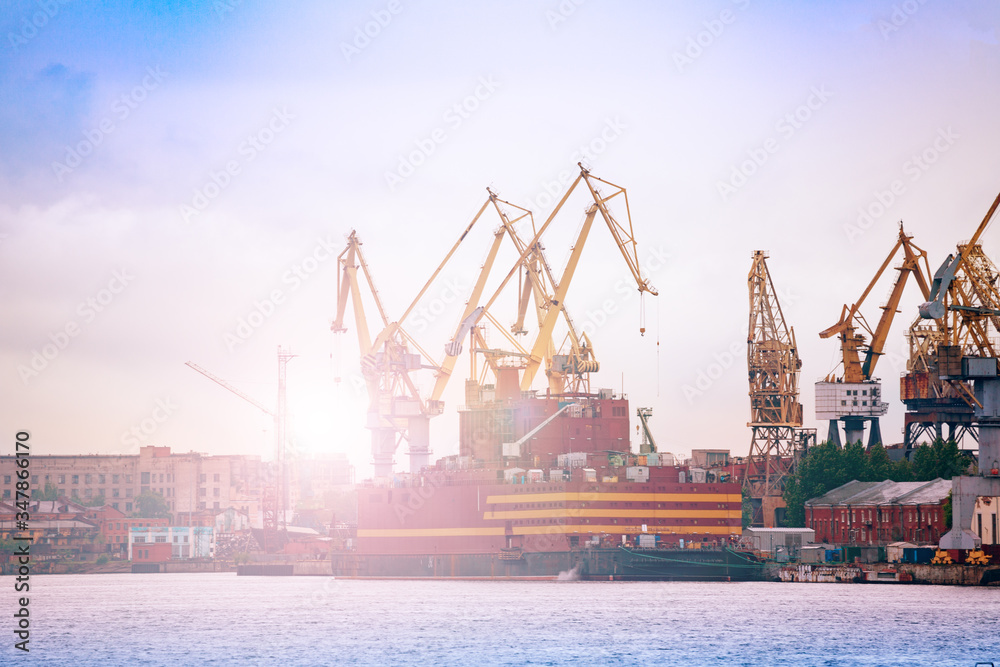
(745, 251, 813, 526)
(903, 188, 1000, 550)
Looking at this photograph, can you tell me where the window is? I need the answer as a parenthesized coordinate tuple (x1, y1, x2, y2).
(159, 473, 164, 483)
(2, 490, 9, 499)
(112, 502, 119, 511)
(141, 472, 150, 484)
(72, 475, 79, 484)
(125, 475, 132, 483)
(213, 488, 220, 497)
(199, 474, 206, 483)
(31, 475, 38, 484)
(199, 488, 206, 497)
(214, 473, 220, 482)
(213, 502, 220, 510)
(99, 474, 106, 484)
(841, 400, 846, 406)
(113, 474, 119, 484)
(116, 523, 121, 530)
(126, 489, 133, 498)
(154, 536, 166, 543)
(862, 389, 867, 396)
(134, 536, 146, 543)
(85, 474, 92, 484)
(126, 503, 133, 512)
(2, 475, 9, 484)
(85, 489, 92, 499)
(198, 502, 206, 510)
(59, 475, 66, 484)
(113, 489, 120, 498)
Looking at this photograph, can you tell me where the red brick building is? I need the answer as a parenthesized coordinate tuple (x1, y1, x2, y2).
(805, 479, 951, 545)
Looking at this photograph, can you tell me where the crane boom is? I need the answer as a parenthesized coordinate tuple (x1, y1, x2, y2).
(185, 361, 274, 415)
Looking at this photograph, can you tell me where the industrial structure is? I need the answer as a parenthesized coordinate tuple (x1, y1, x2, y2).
(185, 345, 297, 551)
(903, 190, 1000, 550)
(745, 251, 813, 526)
(332, 163, 657, 479)
(817, 225, 931, 448)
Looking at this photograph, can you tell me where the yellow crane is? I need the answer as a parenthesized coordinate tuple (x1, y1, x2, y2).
(816, 225, 931, 447)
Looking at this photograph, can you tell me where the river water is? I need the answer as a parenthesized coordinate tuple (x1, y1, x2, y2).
(2, 573, 998, 665)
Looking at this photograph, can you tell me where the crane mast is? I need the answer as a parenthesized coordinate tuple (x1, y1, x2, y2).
(745, 251, 812, 527)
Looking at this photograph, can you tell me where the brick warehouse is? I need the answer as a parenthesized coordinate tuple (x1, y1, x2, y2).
(805, 479, 952, 545)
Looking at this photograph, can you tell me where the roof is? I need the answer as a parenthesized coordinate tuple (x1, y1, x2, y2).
(806, 478, 950, 507)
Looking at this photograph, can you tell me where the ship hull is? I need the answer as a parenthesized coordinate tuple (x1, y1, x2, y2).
(330, 547, 765, 581)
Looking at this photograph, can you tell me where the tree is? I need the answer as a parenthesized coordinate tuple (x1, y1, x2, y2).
(912, 443, 936, 481)
(842, 441, 867, 483)
(33, 482, 59, 501)
(85, 494, 106, 507)
(866, 443, 891, 481)
(888, 457, 914, 482)
(741, 486, 753, 529)
(132, 492, 171, 519)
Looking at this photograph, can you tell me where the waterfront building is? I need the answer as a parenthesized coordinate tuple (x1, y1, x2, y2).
(128, 525, 215, 560)
(805, 479, 951, 545)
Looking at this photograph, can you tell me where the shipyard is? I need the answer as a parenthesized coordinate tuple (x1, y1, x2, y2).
(5, 165, 1000, 587)
(4, 2, 1000, 665)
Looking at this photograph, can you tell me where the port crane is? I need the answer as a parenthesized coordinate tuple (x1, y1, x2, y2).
(185, 347, 296, 551)
(745, 251, 814, 526)
(817, 225, 932, 447)
(904, 187, 1000, 550)
(333, 166, 658, 476)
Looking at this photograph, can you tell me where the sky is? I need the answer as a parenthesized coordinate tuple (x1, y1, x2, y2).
(2, 0, 999, 479)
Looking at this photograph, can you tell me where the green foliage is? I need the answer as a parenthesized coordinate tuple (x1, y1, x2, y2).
(866, 443, 891, 481)
(85, 494, 106, 507)
(0, 538, 20, 554)
(944, 490, 952, 529)
(888, 458, 914, 482)
(741, 486, 753, 529)
(131, 491, 171, 519)
(782, 437, 966, 527)
(33, 482, 59, 501)
(96, 554, 109, 566)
